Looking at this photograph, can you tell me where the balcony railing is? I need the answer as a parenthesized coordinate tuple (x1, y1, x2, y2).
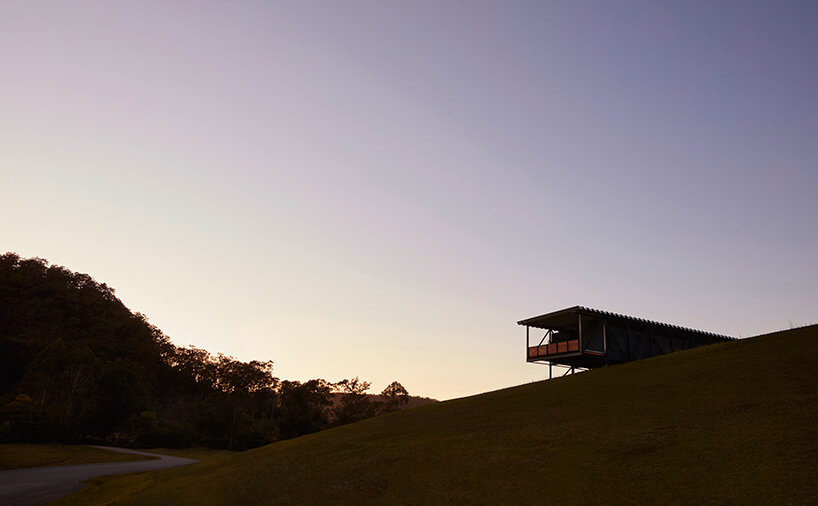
(527, 339, 579, 359)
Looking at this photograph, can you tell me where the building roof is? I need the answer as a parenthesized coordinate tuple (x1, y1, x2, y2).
(518, 305, 735, 341)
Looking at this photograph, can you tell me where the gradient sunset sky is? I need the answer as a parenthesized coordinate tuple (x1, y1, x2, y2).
(2, 2, 817, 399)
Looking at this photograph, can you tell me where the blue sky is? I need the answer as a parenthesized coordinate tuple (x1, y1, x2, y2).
(2, 1, 816, 399)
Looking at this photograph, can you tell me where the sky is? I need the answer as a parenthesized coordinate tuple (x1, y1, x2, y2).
(2, 1, 817, 400)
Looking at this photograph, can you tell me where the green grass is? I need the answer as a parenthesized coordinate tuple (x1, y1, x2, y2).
(0, 444, 155, 470)
(57, 325, 818, 504)
(141, 447, 237, 460)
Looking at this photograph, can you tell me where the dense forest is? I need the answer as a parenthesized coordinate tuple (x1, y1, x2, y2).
(0, 253, 432, 450)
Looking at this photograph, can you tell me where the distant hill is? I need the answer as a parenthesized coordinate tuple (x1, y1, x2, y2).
(0, 253, 176, 442)
(60, 325, 818, 504)
(0, 253, 421, 450)
(0, 253, 168, 394)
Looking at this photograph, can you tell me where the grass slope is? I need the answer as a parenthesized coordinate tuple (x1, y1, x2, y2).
(0, 444, 154, 470)
(140, 448, 237, 460)
(59, 326, 818, 505)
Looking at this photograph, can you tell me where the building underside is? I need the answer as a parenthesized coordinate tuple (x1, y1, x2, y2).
(519, 306, 734, 376)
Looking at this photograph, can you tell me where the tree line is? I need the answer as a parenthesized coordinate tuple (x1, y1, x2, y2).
(0, 253, 417, 450)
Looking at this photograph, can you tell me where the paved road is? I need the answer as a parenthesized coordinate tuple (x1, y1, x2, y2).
(0, 446, 198, 506)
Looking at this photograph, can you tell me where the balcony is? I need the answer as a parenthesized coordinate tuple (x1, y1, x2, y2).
(527, 339, 579, 359)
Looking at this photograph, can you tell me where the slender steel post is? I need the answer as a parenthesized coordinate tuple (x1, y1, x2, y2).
(538, 329, 550, 347)
(526, 325, 529, 361)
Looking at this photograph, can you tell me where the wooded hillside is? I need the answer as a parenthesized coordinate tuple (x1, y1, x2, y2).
(0, 253, 432, 450)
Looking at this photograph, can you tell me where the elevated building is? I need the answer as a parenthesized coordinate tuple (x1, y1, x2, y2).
(519, 306, 734, 376)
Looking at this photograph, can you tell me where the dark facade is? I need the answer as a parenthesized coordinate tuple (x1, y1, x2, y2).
(520, 306, 734, 372)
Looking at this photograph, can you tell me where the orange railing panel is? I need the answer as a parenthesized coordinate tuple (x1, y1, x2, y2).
(529, 339, 581, 358)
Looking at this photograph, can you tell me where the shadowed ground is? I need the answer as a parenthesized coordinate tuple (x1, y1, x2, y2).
(0, 446, 197, 506)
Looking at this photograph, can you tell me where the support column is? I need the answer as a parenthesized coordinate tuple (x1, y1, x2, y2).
(526, 325, 529, 361)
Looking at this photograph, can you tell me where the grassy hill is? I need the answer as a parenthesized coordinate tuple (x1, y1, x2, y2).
(60, 325, 818, 505)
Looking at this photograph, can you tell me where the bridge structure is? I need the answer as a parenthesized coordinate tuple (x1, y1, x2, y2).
(519, 306, 735, 378)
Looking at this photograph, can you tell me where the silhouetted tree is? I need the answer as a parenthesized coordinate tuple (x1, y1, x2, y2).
(277, 379, 332, 439)
(0, 393, 41, 442)
(85, 359, 149, 436)
(332, 377, 377, 426)
(380, 381, 409, 412)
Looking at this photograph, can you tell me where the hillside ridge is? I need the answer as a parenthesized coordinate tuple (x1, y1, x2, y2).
(60, 324, 818, 504)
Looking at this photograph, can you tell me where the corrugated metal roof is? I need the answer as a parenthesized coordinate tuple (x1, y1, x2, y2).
(518, 305, 735, 341)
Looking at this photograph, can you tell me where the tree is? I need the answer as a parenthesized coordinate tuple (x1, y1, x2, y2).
(0, 393, 41, 442)
(277, 379, 333, 439)
(380, 381, 409, 412)
(85, 359, 149, 435)
(332, 377, 376, 426)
